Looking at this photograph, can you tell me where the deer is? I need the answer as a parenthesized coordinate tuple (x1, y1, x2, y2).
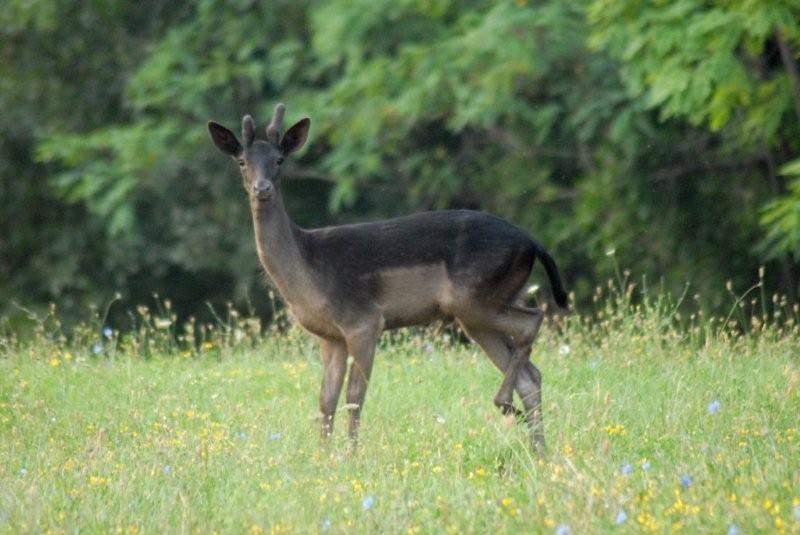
(207, 103, 567, 452)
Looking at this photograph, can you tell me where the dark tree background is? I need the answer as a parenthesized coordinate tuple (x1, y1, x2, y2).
(2, 0, 800, 330)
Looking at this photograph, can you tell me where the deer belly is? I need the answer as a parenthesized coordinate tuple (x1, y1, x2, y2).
(377, 264, 450, 328)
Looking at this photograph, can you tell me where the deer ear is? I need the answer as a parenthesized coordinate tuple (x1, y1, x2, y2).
(279, 118, 310, 156)
(208, 121, 243, 156)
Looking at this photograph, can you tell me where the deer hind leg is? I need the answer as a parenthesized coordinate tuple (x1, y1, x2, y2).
(318, 338, 348, 440)
(518, 360, 545, 451)
(460, 323, 546, 451)
(460, 305, 544, 411)
(458, 325, 522, 417)
(498, 305, 545, 452)
(492, 305, 544, 410)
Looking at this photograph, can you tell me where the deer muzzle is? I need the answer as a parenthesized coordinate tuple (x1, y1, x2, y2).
(253, 180, 273, 200)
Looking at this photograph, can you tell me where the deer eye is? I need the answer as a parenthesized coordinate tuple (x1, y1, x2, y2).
(276, 157, 284, 165)
(237, 159, 246, 167)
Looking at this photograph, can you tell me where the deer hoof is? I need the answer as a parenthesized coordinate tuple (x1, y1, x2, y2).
(494, 397, 522, 417)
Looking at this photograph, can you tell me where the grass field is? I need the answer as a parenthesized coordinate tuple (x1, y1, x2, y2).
(1, 287, 799, 534)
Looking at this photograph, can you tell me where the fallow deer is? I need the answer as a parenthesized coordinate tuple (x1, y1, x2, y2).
(208, 104, 567, 451)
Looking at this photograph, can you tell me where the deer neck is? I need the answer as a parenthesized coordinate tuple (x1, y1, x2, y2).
(251, 193, 312, 302)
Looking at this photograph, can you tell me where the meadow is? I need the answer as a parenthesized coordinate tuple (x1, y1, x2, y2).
(1, 282, 799, 534)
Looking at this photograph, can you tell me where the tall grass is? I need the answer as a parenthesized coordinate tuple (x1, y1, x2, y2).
(1, 276, 798, 533)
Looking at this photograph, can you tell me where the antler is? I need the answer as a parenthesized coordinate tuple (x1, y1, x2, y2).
(242, 115, 256, 147)
(265, 103, 286, 144)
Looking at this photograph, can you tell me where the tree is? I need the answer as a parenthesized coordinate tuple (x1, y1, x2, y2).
(589, 0, 800, 297)
(2, 0, 799, 329)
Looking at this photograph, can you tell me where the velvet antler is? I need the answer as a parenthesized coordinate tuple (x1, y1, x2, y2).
(242, 115, 256, 147)
(266, 103, 286, 145)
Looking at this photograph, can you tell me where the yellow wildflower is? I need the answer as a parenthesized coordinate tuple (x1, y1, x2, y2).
(603, 424, 626, 436)
(88, 475, 107, 486)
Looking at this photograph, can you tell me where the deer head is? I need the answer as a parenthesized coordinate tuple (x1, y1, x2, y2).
(207, 103, 310, 208)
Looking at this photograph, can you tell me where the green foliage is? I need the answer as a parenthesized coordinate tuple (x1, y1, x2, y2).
(760, 158, 800, 260)
(1, 0, 800, 325)
(589, 0, 800, 140)
(588, 0, 800, 285)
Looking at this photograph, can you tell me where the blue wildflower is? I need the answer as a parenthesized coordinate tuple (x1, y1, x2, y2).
(641, 461, 651, 472)
(321, 519, 332, 531)
(555, 524, 571, 535)
(19, 468, 28, 477)
(269, 432, 282, 441)
(794, 504, 800, 520)
(102, 327, 113, 339)
(362, 495, 374, 511)
(162, 465, 172, 475)
(238, 431, 247, 440)
(621, 463, 633, 475)
(727, 524, 740, 535)
(707, 400, 721, 414)
(92, 342, 103, 355)
(616, 511, 628, 524)
(680, 474, 693, 488)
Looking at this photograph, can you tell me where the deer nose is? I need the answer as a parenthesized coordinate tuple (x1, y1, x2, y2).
(253, 180, 272, 199)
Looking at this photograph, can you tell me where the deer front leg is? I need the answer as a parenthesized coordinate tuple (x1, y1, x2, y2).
(343, 319, 382, 451)
(319, 338, 348, 440)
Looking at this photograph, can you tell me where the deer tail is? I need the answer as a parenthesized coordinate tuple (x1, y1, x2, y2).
(532, 241, 568, 309)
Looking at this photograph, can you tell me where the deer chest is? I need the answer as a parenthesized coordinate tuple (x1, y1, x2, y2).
(287, 299, 340, 339)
